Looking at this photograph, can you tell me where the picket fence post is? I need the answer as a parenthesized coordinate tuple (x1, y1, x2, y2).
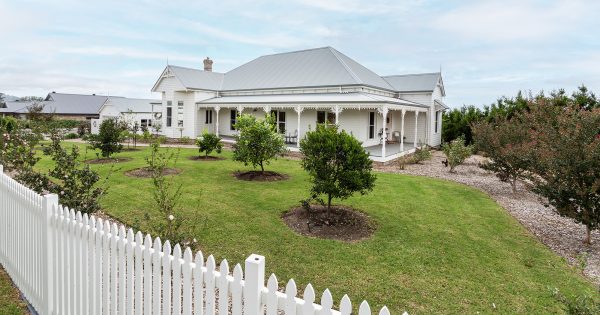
(244, 254, 266, 315)
(43, 193, 59, 315)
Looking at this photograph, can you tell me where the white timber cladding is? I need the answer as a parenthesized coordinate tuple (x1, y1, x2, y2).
(429, 85, 444, 147)
(0, 164, 401, 315)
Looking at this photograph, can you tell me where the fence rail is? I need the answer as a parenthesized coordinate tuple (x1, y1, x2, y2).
(0, 164, 400, 315)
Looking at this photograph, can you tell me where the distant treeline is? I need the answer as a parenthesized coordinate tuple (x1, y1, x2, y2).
(442, 86, 600, 144)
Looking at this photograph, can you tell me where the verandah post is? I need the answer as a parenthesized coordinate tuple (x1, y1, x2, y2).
(43, 193, 59, 315)
(244, 254, 265, 315)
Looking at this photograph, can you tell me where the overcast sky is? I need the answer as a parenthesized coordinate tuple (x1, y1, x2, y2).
(1, 0, 599, 107)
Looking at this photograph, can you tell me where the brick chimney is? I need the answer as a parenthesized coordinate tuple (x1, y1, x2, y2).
(203, 57, 213, 72)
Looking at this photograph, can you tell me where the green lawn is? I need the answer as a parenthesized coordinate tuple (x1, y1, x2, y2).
(35, 143, 596, 314)
(0, 265, 27, 315)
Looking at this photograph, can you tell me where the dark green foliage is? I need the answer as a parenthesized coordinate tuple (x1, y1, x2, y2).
(232, 114, 287, 172)
(64, 133, 79, 139)
(196, 132, 223, 157)
(300, 124, 376, 211)
(87, 119, 125, 158)
(77, 120, 90, 136)
(0, 116, 18, 133)
(441, 137, 473, 173)
(412, 145, 432, 164)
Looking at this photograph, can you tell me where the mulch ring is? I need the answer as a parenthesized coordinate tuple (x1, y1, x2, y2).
(233, 170, 289, 181)
(85, 157, 133, 164)
(282, 205, 375, 242)
(124, 167, 181, 178)
(189, 155, 225, 161)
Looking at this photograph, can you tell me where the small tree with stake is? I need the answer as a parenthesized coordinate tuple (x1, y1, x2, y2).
(300, 124, 376, 213)
(232, 114, 287, 172)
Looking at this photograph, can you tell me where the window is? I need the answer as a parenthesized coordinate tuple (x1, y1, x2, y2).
(205, 109, 213, 124)
(141, 119, 148, 128)
(317, 111, 335, 124)
(435, 111, 439, 133)
(368, 112, 375, 139)
(230, 109, 238, 130)
(166, 101, 172, 127)
(177, 101, 184, 127)
(270, 110, 286, 133)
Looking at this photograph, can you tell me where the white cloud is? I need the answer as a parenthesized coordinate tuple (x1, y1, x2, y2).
(433, 0, 592, 42)
(59, 46, 202, 64)
(292, 0, 418, 15)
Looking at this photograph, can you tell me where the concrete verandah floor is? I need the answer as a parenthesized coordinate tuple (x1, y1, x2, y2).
(365, 142, 416, 157)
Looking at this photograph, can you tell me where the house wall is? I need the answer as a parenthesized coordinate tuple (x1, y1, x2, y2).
(429, 86, 444, 147)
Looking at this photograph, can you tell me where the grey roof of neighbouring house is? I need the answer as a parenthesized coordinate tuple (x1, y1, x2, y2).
(105, 96, 161, 113)
(382, 73, 442, 93)
(43, 92, 109, 114)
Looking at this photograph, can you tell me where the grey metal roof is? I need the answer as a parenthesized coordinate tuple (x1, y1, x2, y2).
(221, 47, 394, 91)
(105, 96, 161, 113)
(382, 73, 441, 93)
(197, 92, 426, 107)
(43, 92, 109, 114)
(167, 65, 224, 91)
(0, 101, 30, 113)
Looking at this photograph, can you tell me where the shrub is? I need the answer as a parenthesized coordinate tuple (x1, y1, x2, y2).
(300, 124, 376, 212)
(232, 114, 287, 172)
(142, 130, 152, 142)
(412, 145, 431, 164)
(180, 136, 192, 144)
(87, 119, 125, 158)
(64, 133, 79, 139)
(77, 120, 91, 136)
(196, 132, 223, 157)
(472, 116, 533, 192)
(552, 288, 600, 315)
(441, 137, 473, 173)
(0, 116, 18, 133)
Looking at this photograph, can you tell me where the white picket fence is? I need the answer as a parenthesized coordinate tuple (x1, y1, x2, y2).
(0, 164, 401, 315)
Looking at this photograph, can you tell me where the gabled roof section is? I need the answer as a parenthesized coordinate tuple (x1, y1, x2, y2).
(382, 72, 443, 94)
(42, 92, 108, 114)
(152, 65, 224, 92)
(221, 47, 394, 91)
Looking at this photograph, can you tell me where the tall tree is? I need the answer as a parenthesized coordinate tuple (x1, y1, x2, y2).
(525, 99, 600, 244)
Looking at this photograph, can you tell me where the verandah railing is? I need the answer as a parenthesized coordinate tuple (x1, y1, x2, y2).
(0, 164, 400, 315)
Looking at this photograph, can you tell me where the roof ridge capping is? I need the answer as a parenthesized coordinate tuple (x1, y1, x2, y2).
(328, 47, 363, 84)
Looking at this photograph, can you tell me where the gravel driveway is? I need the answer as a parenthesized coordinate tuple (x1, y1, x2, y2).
(375, 150, 599, 286)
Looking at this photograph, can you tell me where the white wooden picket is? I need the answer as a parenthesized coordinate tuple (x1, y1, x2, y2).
(0, 164, 405, 315)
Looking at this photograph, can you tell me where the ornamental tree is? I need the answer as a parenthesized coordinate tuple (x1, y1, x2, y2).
(232, 114, 287, 172)
(472, 116, 533, 193)
(196, 131, 223, 157)
(525, 100, 600, 244)
(87, 118, 125, 158)
(300, 124, 376, 212)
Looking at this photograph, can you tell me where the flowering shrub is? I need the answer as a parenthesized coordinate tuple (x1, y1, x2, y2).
(441, 137, 473, 173)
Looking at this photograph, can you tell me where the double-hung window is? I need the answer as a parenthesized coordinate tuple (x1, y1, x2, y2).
(368, 112, 376, 139)
(177, 101, 184, 127)
(230, 110, 238, 130)
(435, 111, 439, 133)
(205, 109, 213, 124)
(270, 110, 286, 133)
(317, 111, 335, 124)
(166, 101, 172, 127)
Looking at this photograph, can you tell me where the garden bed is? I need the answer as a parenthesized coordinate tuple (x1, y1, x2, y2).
(189, 156, 225, 161)
(124, 167, 181, 178)
(85, 157, 133, 164)
(233, 170, 288, 181)
(282, 205, 374, 242)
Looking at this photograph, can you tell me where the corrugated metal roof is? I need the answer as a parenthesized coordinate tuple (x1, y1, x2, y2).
(105, 96, 161, 113)
(197, 92, 426, 107)
(43, 92, 108, 114)
(382, 73, 441, 92)
(221, 47, 394, 91)
(0, 101, 30, 113)
(168, 65, 224, 90)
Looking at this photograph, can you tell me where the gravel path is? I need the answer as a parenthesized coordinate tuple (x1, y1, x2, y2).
(375, 150, 600, 286)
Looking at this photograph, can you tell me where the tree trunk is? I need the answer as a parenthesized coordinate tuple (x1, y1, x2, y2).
(260, 161, 264, 173)
(584, 225, 592, 245)
(511, 178, 517, 193)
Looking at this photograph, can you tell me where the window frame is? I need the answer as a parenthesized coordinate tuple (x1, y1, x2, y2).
(166, 101, 172, 127)
(435, 111, 439, 133)
(368, 111, 376, 139)
(177, 101, 184, 127)
(230, 109, 238, 130)
(205, 109, 213, 124)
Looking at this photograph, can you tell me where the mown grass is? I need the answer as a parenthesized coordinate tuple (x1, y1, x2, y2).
(34, 142, 597, 314)
(0, 265, 27, 315)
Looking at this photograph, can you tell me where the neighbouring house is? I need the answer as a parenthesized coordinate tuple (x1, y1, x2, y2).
(92, 96, 162, 134)
(151, 46, 448, 161)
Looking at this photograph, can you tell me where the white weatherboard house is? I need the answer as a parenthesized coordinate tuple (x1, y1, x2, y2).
(92, 96, 161, 134)
(151, 47, 448, 162)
